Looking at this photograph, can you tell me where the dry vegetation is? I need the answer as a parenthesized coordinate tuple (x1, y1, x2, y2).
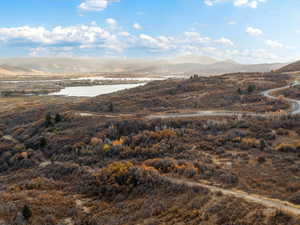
(277, 60, 300, 73)
(276, 84, 300, 100)
(74, 72, 290, 114)
(1, 72, 300, 224)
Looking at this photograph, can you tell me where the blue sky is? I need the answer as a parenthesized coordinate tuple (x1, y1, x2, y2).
(0, 0, 299, 63)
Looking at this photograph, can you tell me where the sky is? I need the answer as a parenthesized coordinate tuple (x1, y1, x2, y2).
(0, 0, 300, 63)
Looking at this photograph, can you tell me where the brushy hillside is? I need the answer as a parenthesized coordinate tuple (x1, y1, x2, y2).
(277, 60, 300, 73)
(2, 72, 300, 224)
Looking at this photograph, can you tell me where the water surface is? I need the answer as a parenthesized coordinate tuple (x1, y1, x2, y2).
(49, 83, 145, 97)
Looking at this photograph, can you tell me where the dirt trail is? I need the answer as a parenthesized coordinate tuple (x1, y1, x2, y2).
(166, 177, 300, 216)
(262, 81, 300, 115)
(149, 81, 300, 119)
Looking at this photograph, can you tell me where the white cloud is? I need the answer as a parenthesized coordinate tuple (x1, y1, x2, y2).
(0, 24, 235, 57)
(139, 34, 175, 50)
(184, 32, 211, 43)
(79, 0, 120, 11)
(1, 21, 293, 64)
(133, 23, 142, 30)
(246, 26, 263, 36)
(265, 40, 283, 48)
(204, 0, 267, 8)
(139, 34, 156, 43)
(215, 37, 234, 46)
(204, 0, 214, 6)
(106, 18, 117, 26)
(234, 0, 249, 7)
(137, 32, 234, 54)
(0, 24, 126, 53)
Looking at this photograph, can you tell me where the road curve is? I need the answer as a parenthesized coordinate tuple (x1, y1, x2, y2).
(166, 177, 300, 216)
(262, 81, 300, 115)
(149, 81, 300, 119)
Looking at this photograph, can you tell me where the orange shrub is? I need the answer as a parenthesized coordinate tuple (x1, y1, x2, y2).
(241, 138, 260, 147)
(232, 137, 241, 143)
(145, 158, 176, 173)
(112, 138, 124, 146)
(150, 129, 177, 140)
(98, 161, 134, 186)
(275, 142, 300, 152)
(145, 158, 199, 177)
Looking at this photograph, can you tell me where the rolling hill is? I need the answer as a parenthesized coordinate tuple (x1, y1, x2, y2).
(277, 60, 300, 73)
(0, 64, 43, 76)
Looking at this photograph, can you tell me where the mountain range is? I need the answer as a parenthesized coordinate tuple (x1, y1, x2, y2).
(0, 55, 289, 76)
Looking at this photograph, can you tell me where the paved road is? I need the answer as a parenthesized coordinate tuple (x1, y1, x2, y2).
(149, 81, 300, 119)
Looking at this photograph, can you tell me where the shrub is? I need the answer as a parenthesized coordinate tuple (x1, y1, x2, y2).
(40, 137, 47, 148)
(101, 161, 134, 184)
(108, 102, 114, 112)
(150, 129, 177, 140)
(247, 84, 256, 94)
(145, 158, 199, 178)
(112, 138, 124, 146)
(145, 158, 176, 173)
(54, 113, 62, 123)
(102, 144, 111, 152)
(94, 161, 137, 197)
(90, 137, 102, 146)
(237, 87, 242, 95)
(22, 205, 32, 220)
(45, 113, 53, 127)
(257, 156, 266, 164)
(241, 138, 260, 148)
(288, 192, 300, 205)
(275, 142, 300, 153)
(42, 163, 81, 181)
(260, 140, 267, 151)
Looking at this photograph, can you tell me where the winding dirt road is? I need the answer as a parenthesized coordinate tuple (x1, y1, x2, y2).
(149, 81, 300, 119)
(149, 82, 300, 215)
(262, 81, 300, 115)
(166, 177, 300, 216)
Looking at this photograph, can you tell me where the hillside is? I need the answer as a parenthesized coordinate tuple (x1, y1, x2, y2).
(2, 72, 300, 224)
(132, 61, 287, 75)
(277, 60, 300, 73)
(0, 64, 44, 76)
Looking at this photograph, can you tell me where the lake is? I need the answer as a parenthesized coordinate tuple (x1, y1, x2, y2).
(49, 83, 146, 97)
